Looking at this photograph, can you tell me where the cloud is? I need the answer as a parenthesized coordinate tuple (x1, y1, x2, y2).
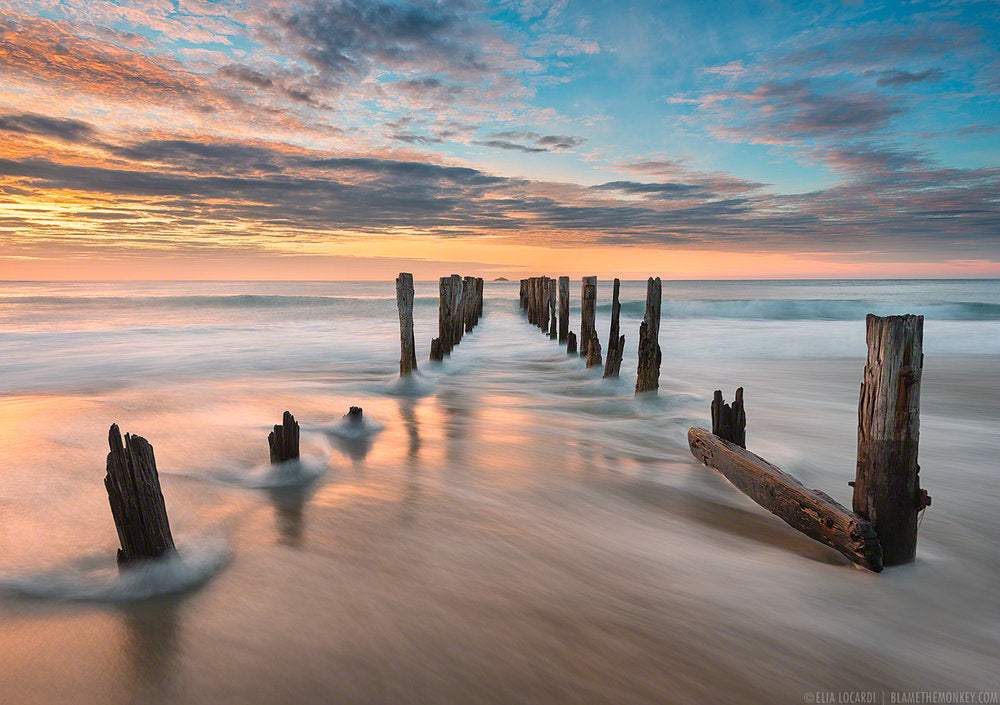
(0, 111, 97, 143)
(473, 139, 548, 153)
(872, 68, 944, 87)
(479, 130, 586, 152)
(219, 64, 274, 88)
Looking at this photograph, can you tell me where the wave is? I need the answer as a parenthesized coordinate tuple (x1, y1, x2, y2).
(603, 299, 1000, 321)
(214, 457, 327, 490)
(0, 537, 229, 602)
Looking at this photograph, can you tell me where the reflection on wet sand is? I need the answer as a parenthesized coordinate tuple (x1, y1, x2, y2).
(265, 484, 318, 547)
(120, 601, 181, 705)
(398, 398, 422, 521)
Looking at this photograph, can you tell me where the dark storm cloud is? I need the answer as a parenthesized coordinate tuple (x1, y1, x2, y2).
(0, 111, 97, 143)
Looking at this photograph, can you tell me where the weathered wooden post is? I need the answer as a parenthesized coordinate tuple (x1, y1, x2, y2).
(463, 275, 475, 333)
(711, 388, 746, 448)
(438, 276, 451, 354)
(580, 276, 596, 357)
(538, 276, 549, 332)
(603, 278, 623, 378)
(853, 314, 928, 566)
(520, 279, 527, 311)
(475, 277, 484, 323)
(269, 411, 300, 464)
(586, 332, 602, 368)
(430, 338, 443, 361)
(105, 424, 175, 567)
(558, 276, 569, 343)
(527, 277, 537, 325)
(449, 274, 464, 349)
(396, 272, 417, 377)
(635, 277, 662, 394)
(548, 279, 557, 339)
(567, 331, 577, 355)
(345, 406, 363, 424)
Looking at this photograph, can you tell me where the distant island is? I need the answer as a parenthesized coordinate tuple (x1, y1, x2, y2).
(493, 277, 509, 281)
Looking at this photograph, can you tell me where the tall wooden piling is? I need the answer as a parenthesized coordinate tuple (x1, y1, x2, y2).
(635, 277, 662, 394)
(548, 279, 557, 339)
(475, 277, 484, 321)
(711, 388, 746, 448)
(603, 278, 623, 378)
(539, 277, 550, 332)
(396, 272, 417, 377)
(520, 279, 527, 311)
(580, 276, 597, 357)
(438, 276, 451, 354)
(853, 314, 928, 566)
(463, 275, 476, 333)
(105, 424, 175, 567)
(269, 411, 300, 464)
(558, 276, 569, 343)
(450, 274, 464, 350)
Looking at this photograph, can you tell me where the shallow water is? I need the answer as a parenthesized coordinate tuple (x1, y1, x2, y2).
(1, 279, 998, 704)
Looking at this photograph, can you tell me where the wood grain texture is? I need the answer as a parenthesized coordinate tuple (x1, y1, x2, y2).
(689, 427, 883, 571)
(635, 277, 662, 394)
(604, 278, 623, 378)
(558, 276, 569, 344)
(580, 276, 597, 357)
(396, 272, 417, 377)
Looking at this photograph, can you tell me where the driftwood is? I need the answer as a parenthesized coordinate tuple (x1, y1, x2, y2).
(711, 388, 746, 448)
(104, 424, 175, 567)
(586, 332, 602, 368)
(558, 276, 569, 343)
(567, 331, 577, 355)
(635, 277, 662, 394)
(396, 272, 417, 377)
(604, 278, 623, 378)
(269, 411, 300, 464)
(580, 276, 597, 357)
(854, 314, 928, 566)
(688, 427, 883, 571)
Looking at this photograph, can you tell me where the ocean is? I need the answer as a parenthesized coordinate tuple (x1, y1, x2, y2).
(1, 279, 998, 704)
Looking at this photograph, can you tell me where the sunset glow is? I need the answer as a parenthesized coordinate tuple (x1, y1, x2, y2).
(1, 1, 997, 279)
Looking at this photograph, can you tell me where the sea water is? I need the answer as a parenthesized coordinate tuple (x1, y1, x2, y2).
(0, 279, 998, 704)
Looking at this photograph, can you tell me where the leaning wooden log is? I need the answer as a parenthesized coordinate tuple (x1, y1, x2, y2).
(396, 272, 417, 377)
(711, 388, 746, 448)
(429, 337, 443, 361)
(688, 427, 883, 571)
(567, 331, 577, 355)
(854, 314, 928, 566)
(105, 424, 175, 567)
(635, 277, 662, 394)
(580, 276, 597, 357)
(586, 331, 602, 368)
(269, 411, 300, 465)
(603, 278, 623, 378)
(558, 276, 569, 343)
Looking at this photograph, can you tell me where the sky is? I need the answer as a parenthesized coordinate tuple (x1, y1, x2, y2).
(0, 0, 998, 280)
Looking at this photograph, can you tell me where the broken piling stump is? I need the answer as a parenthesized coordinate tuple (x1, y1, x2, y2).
(104, 424, 175, 567)
(711, 388, 746, 448)
(558, 276, 569, 343)
(345, 406, 363, 424)
(269, 411, 300, 464)
(580, 276, 597, 357)
(853, 314, 928, 566)
(396, 272, 417, 377)
(429, 337, 443, 361)
(603, 278, 623, 378)
(586, 331, 602, 368)
(635, 277, 662, 394)
(688, 427, 883, 571)
(567, 331, 577, 355)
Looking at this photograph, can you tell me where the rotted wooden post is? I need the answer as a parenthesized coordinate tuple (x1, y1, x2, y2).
(558, 276, 569, 343)
(104, 424, 175, 567)
(603, 278, 623, 378)
(396, 272, 417, 377)
(548, 278, 557, 339)
(853, 314, 928, 566)
(438, 276, 451, 354)
(538, 276, 549, 332)
(527, 277, 537, 325)
(635, 277, 662, 394)
(449, 274, 464, 349)
(567, 331, 577, 355)
(520, 279, 527, 311)
(586, 331, 602, 368)
(580, 276, 596, 357)
(711, 388, 746, 448)
(475, 277, 484, 323)
(269, 411, 300, 464)
(430, 338, 443, 361)
(463, 275, 475, 333)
